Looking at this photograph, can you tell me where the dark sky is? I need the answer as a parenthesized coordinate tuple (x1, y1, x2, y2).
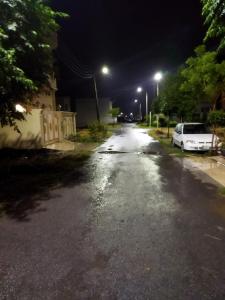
(52, 0, 205, 113)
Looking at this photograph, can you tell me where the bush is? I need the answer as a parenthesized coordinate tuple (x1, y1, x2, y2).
(158, 114, 167, 127)
(169, 120, 177, 128)
(88, 122, 107, 135)
(88, 122, 107, 141)
(208, 110, 225, 127)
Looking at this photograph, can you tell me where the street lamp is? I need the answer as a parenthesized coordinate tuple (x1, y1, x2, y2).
(101, 66, 110, 75)
(93, 65, 110, 122)
(137, 87, 143, 93)
(134, 99, 142, 120)
(137, 86, 148, 125)
(153, 72, 163, 97)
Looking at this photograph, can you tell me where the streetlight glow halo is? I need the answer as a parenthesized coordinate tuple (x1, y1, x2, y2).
(154, 72, 163, 82)
(102, 65, 110, 75)
(137, 87, 143, 93)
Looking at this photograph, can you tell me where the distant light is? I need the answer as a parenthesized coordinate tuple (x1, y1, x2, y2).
(134, 99, 138, 103)
(137, 87, 143, 93)
(130, 113, 133, 116)
(15, 104, 26, 113)
(154, 72, 163, 82)
(102, 66, 110, 75)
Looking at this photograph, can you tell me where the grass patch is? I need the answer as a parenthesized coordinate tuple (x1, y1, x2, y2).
(149, 128, 187, 157)
(137, 123, 150, 129)
(0, 148, 92, 220)
(70, 123, 121, 144)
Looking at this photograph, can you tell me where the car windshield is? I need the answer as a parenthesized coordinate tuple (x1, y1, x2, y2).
(183, 124, 211, 134)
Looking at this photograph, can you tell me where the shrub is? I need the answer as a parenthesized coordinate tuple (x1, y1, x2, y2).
(88, 122, 107, 141)
(208, 110, 225, 127)
(88, 122, 107, 135)
(169, 120, 177, 128)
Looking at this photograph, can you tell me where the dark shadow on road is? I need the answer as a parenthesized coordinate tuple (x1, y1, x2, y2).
(155, 154, 225, 298)
(0, 149, 90, 221)
(157, 155, 221, 209)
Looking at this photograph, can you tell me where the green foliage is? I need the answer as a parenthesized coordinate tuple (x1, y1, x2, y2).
(0, 0, 67, 127)
(181, 45, 225, 110)
(169, 120, 177, 128)
(208, 110, 225, 127)
(109, 107, 120, 118)
(153, 69, 197, 121)
(202, 0, 225, 52)
(158, 114, 167, 127)
(88, 122, 108, 142)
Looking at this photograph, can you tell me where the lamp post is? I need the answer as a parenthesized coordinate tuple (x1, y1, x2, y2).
(137, 86, 148, 125)
(93, 65, 110, 123)
(134, 99, 142, 121)
(153, 72, 163, 97)
(153, 72, 163, 128)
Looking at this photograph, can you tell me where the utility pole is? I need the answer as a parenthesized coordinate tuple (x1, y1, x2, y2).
(93, 75, 100, 123)
(146, 91, 148, 125)
(92, 66, 110, 123)
(139, 102, 142, 121)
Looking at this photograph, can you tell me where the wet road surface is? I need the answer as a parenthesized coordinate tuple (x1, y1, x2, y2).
(1, 124, 225, 299)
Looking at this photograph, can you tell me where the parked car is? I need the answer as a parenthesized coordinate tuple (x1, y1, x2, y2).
(172, 123, 221, 151)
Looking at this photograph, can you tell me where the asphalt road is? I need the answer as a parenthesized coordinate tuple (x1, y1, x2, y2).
(1, 124, 225, 300)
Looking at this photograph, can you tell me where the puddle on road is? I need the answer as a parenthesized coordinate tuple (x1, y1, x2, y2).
(98, 150, 161, 155)
(98, 151, 128, 154)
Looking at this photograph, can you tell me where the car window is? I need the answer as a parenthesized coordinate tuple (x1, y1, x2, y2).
(177, 124, 182, 133)
(183, 124, 211, 134)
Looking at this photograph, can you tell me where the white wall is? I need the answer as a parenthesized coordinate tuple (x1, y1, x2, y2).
(0, 109, 43, 149)
(76, 98, 113, 127)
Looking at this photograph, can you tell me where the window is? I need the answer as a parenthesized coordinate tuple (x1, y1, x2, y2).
(183, 124, 210, 134)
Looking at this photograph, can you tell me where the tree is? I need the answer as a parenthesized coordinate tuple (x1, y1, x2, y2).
(0, 0, 66, 128)
(181, 45, 225, 111)
(155, 69, 197, 122)
(181, 44, 225, 151)
(202, 0, 225, 52)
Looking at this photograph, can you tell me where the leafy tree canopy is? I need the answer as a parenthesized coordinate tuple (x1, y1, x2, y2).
(154, 69, 197, 121)
(202, 0, 225, 51)
(0, 0, 66, 128)
(181, 45, 225, 109)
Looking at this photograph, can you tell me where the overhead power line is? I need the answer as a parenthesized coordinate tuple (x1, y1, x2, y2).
(57, 41, 93, 79)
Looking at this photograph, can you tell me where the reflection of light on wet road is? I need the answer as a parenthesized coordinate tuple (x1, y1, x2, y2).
(97, 124, 158, 154)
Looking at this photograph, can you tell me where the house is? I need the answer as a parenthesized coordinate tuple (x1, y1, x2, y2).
(75, 98, 113, 128)
(0, 78, 76, 149)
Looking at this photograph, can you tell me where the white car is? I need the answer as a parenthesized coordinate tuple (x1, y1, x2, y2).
(172, 123, 221, 151)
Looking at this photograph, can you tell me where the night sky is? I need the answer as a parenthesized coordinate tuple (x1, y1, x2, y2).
(52, 0, 205, 113)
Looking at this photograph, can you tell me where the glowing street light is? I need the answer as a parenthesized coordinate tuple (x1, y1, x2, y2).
(153, 72, 163, 97)
(93, 65, 111, 122)
(137, 87, 143, 93)
(102, 65, 110, 75)
(136, 86, 148, 125)
(134, 99, 142, 120)
(154, 72, 163, 82)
